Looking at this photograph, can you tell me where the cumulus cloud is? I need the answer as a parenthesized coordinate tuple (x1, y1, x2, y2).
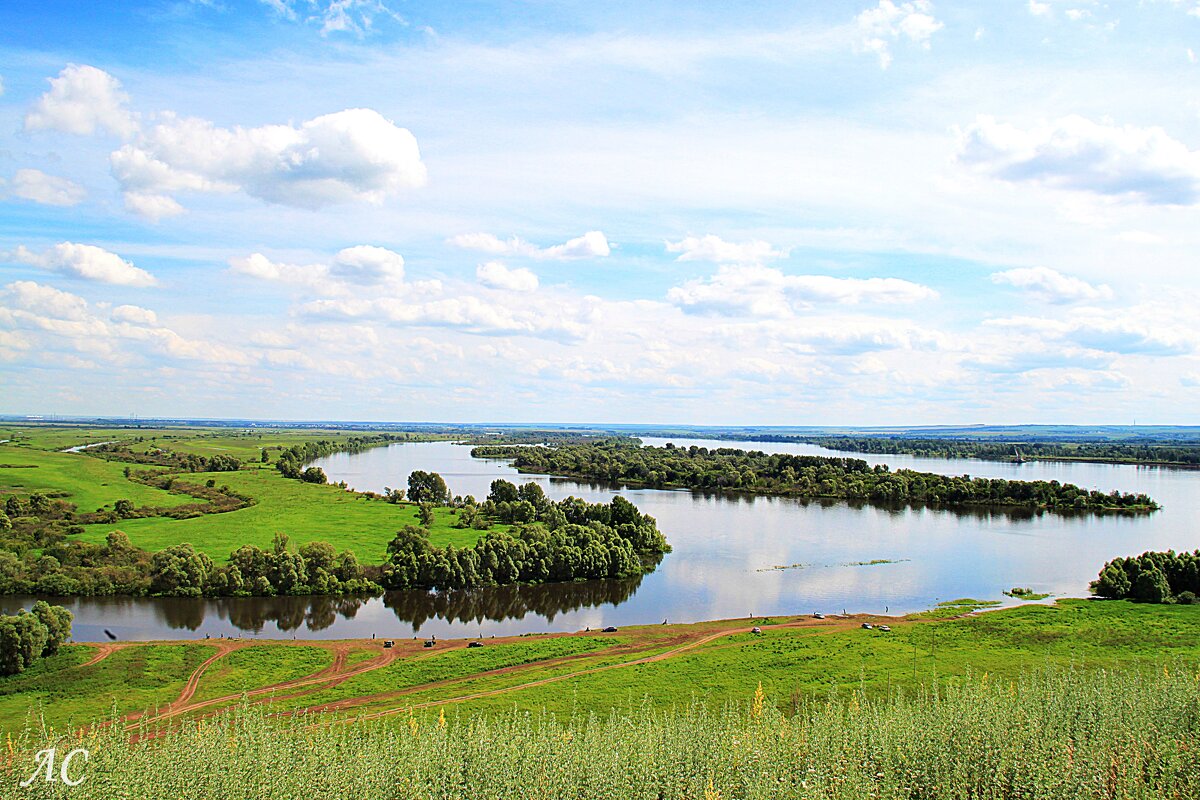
(6, 243, 157, 287)
(24, 64, 138, 139)
(2, 169, 86, 207)
(110, 305, 158, 326)
(476, 261, 539, 292)
(450, 230, 610, 260)
(668, 265, 937, 317)
(111, 108, 426, 217)
(0, 281, 251, 367)
(1028, 0, 1051, 16)
(991, 266, 1113, 304)
(956, 114, 1200, 205)
(229, 245, 406, 292)
(986, 314, 1195, 356)
(665, 235, 786, 265)
(855, 0, 943, 69)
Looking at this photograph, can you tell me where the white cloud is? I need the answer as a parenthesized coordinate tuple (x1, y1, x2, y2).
(956, 114, 1200, 205)
(1028, 0, 1052, 16)
(2, 169, 86, 207)
(665, 235, 786, 265)
(668, 265, 937, 317)
(991, 266, 1113, 304)
(476, 261, 539, 292)
(24, 64, 138, 139)
(7, 243, 157, 287)
(230, 245, 406, 291)
(111, 305, 158, 326)
(260, 0, 403, 36)
(855, 1, 943, 69)
(450, 230, 610, 260)
(111, 108, 426, 216)
(0, 281, 91, 320)
(986, 312, 1195, 356)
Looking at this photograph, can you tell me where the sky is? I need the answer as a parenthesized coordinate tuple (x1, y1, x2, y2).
(1, 0, 1199, 425)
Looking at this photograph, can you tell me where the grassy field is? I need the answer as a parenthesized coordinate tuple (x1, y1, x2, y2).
(3, 599, 1197, 739)
(72, 465, 492, 561)
(0, 443, 192, 513)
(0, 425, 495, 562)
(7, 627, 1200, 799)
(0, 644, 215, 732)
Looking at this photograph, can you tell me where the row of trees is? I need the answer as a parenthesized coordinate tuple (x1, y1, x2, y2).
(0, 531, 379, 598)
(472, 442, 1158, 513)
(381, 480, 670, 591)
(786, 436, 1200, 467)
(0, 601, 72, 675)
(89, 443, 242, 472)
(1091, 550, 1200, 604)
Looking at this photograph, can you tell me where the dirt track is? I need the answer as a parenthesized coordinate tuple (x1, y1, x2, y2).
(118, 613, 897, 734)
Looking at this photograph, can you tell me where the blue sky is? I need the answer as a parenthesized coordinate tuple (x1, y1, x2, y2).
(2, 0, 1199, 424)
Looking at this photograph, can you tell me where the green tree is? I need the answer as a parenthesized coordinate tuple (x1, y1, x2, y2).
(418, 503, 435, 528)
(150, 544, 214, 596)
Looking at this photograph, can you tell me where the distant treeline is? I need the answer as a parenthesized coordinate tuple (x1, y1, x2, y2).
(275, 434, 401, 481)
(472, 441, 1158, 513)
(89, 442, 243, 472)
(382, 479, 670, 591)
(1092, 550, 1200, 604)
(781, 436, 1200, 467)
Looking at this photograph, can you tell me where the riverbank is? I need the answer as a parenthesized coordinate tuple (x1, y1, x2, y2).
(3, 598, 1197, 734)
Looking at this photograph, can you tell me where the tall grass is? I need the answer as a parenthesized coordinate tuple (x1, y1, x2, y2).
(6, 666, 1200, 799)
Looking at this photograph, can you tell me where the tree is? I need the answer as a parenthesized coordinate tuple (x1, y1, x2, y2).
(31, 601, 72, 655)
(114, 499, 135, 518)
(489, 479, 520, 504)
(301, 466, 328, 484)
(29, 494, 49, 514)
(418, 503, 436, 528)
(1091, 562, 1131, 599)
(150, 544, 214, 596)
(260, 449, 270, 463)
(408, 471, 450, 505)
(0, 512, 10, 532)
(4, 496, 21, 517)
(1132, 567, 1172, 603)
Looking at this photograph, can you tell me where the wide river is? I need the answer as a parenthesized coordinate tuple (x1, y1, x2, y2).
(14, 438, 1199, 641)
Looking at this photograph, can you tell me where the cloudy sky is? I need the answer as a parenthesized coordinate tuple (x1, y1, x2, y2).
(1, 0, 1199, 425)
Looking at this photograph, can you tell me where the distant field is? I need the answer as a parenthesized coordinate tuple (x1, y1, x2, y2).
(1, 425, 494, 562)
(73, 465, 493, 561)
(0, 443, 192, 512)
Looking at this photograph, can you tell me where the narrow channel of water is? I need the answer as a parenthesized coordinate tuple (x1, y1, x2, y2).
(9, 438, 1196, 641)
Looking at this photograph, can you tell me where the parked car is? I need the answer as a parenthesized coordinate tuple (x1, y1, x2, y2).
(603, 626, 618, 633)
(423, 640, 435, 648)
(382, 640, 394, 649)
(813, 613, 825, 620)
(468, 641, 484, 648)
(751, 626, 762, 634)
(861, 623, 873, 629)
(877, 625, 891, 632)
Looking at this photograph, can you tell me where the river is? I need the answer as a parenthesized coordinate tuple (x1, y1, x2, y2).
(10, 438, 1197, 641)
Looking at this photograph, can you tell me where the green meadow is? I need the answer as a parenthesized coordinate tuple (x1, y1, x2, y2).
(0, 425, 493, 562)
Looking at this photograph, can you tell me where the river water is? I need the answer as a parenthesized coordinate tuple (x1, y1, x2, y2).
(10, 438, 1197, 641)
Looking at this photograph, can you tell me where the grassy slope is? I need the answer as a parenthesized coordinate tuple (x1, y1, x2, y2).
(0, 444, 193, 512)
(445, 600, 1200, 716)
(0, 644, 214, 733)
(2, 601, 1197, 734)
(191, 645, 335, 703)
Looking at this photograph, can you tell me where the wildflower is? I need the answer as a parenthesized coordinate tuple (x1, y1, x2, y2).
(753, 682, 765, 720)
(438, 708, 446, 729)
(705, 777, 723, 800)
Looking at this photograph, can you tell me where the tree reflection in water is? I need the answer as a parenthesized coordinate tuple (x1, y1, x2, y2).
(140, 574, 646, 634)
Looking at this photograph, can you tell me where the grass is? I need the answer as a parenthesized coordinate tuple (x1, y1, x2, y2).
(9, 666, 1200, 799)
(71, 465, 495, 561)
(0, 424, 501, 561)
(190, 645, 336, 704)
(276, 636, 616, 712)
(0, 444, 191, 513)
(0, 644, 214, 733)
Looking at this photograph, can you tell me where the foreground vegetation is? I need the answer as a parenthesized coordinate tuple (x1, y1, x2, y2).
(9, 665, 1200, 799)
(473, 440, 1159, 512)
